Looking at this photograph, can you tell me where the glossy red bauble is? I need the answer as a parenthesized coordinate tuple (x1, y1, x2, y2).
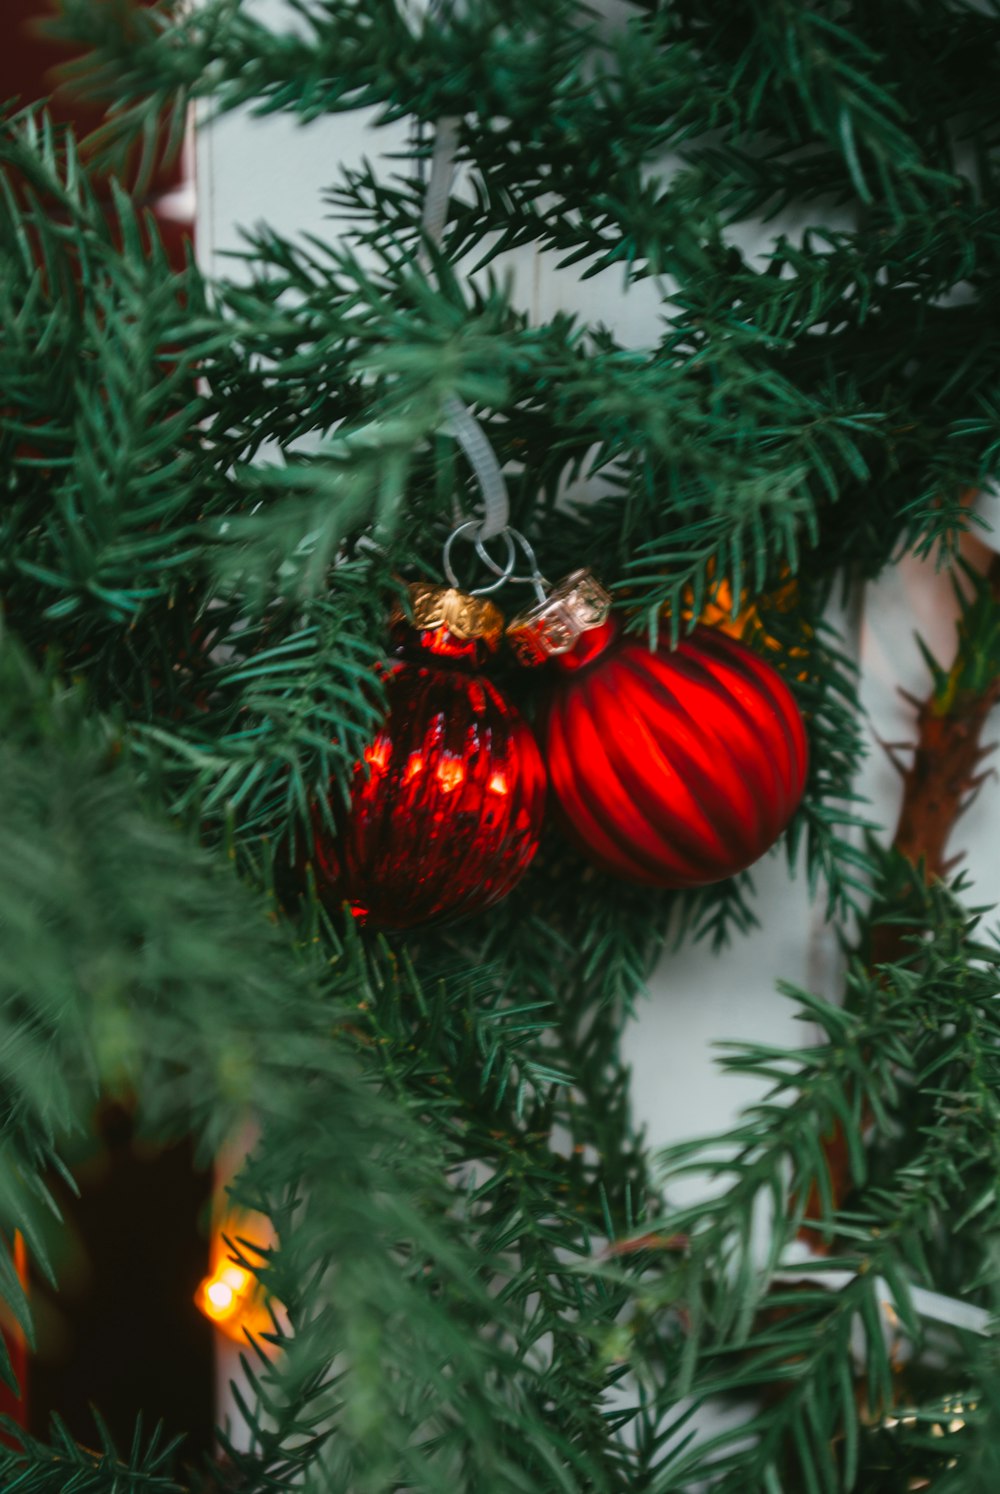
(540, 617, 808, 888)
(313, 589, 546, 929)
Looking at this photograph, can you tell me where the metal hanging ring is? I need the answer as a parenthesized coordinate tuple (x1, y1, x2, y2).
(473, 526, 549, 602)
(442, 520, 516, 595)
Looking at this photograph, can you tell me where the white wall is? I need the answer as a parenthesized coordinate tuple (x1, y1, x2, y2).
(195, 0, 1000, 1439)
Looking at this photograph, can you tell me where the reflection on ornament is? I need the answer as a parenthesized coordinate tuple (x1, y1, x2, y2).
(364, 738, 391, 773)
(0, 1232, 29, 1431)
(314, 584, 546, 929)
(436, 757, 466, 792)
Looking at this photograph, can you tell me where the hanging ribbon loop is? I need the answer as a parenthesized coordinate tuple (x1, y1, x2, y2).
(419, 116, 512, 548)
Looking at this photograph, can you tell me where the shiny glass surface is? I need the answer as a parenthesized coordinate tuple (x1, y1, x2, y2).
(314, 624, 546, 928)
(544, 620, 809, 887)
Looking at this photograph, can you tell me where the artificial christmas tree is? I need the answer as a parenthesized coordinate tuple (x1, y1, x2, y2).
(3, 2, 1000, 1491)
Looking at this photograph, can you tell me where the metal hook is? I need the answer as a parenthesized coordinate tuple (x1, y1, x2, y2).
(473, 526, 549, 604)
(442, 520, 516, 595)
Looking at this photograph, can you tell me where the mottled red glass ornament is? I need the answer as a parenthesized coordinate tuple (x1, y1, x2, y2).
(508, 572, 808, 888)
(314, 583, 546, 929)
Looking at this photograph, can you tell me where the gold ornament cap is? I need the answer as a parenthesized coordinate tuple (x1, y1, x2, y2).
(394, 580, 505, 652)
(506, 570, 612, 666)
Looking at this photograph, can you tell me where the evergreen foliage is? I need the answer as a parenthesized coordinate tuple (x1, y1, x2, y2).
(2, 1, 1000, 1489)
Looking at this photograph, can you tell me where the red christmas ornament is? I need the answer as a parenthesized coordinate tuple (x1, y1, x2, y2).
(508, 572, 808, 888)
(314, 582, 546, 929)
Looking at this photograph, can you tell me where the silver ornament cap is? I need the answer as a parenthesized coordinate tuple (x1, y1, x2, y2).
(506, 570, 612, 666)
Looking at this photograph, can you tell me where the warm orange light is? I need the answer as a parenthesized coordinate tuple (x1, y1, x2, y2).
(205, 1280, 236, 1316)
(197, 1241, 278, 1343)
(436, 759, 466, 792)
(696, 578, 745, 638)
(676, 575, 754, 639)
(201, 1259, 256, 1324)
(198, 1259, 256, 1325)
(199, 1124, 283, 1348)
(364, 737, 391, 773)
(403, 753, 425, 783)
(487, 772, 509, 795)
(670, 566, 807, 659)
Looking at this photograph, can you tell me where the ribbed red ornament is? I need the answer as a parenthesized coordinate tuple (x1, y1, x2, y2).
(539, 616, 808, 888)
(313, 587, 546, 929)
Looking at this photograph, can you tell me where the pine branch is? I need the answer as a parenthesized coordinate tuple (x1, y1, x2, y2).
(0, 1414, 186, 1493)
(798, 559, 1000, 1239)
(890, 558, 1000, 879)
(610, 857, 1000, 1489)
(0, 645, 651, 1493)
(6, 4, 1000, 1490)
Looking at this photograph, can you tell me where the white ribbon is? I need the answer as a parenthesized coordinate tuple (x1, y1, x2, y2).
(418, 116, 511, 542)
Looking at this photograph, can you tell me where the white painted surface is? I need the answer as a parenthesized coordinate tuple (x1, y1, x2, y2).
(194, 0, 1000, 1439)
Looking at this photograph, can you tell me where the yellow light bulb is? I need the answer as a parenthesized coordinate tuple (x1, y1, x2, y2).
(204, 1279, 236, 1317)
(196, 1200, 281, 1346)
